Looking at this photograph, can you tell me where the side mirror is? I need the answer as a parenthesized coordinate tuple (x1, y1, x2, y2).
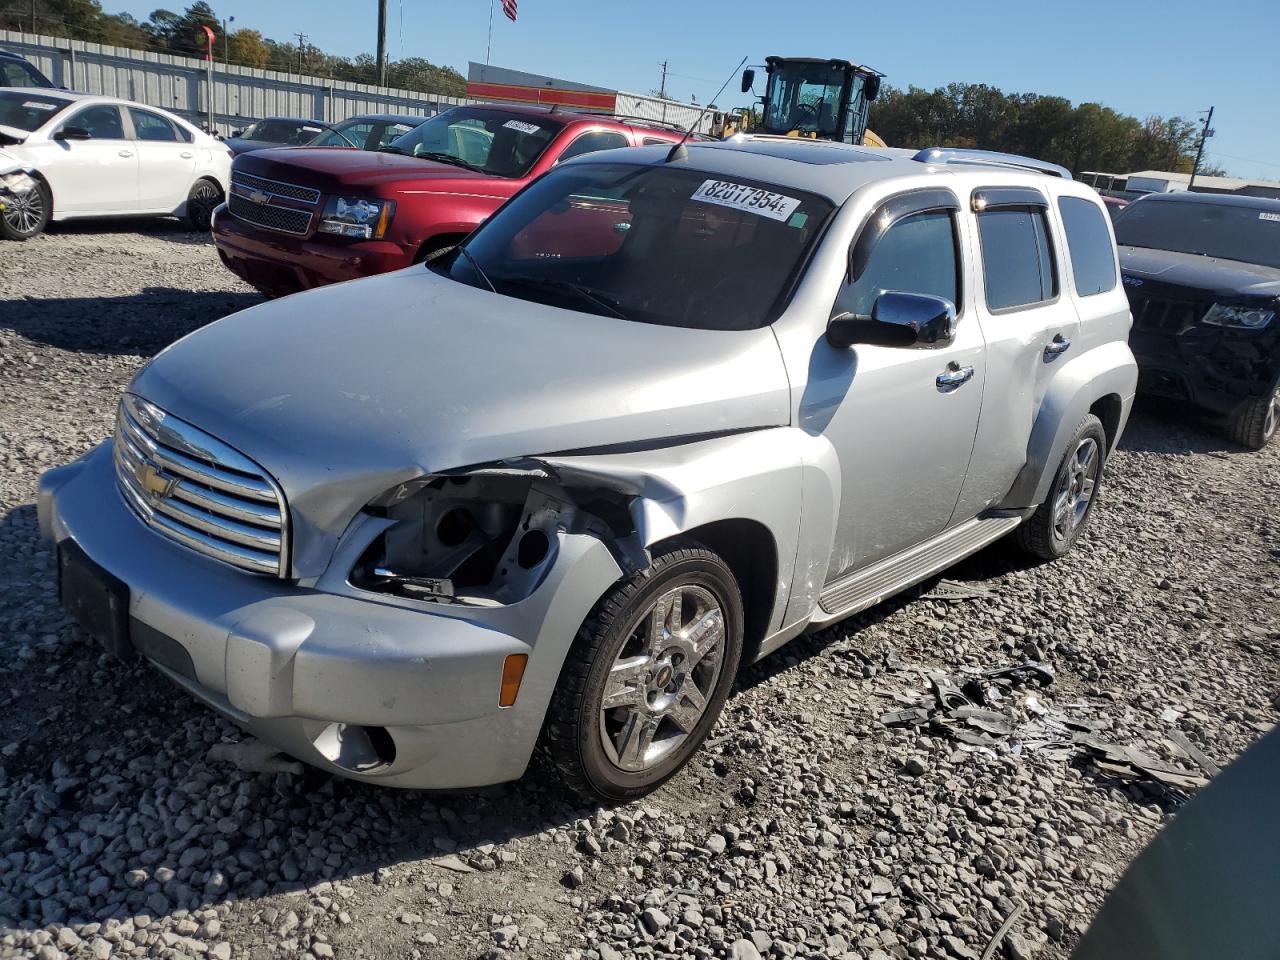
(230, 129, 243, 138)
(863, 74, 881, 102)
(53, 126, 90, 141)
(740, 68, 755, 94)
(827, 292, 956, 349)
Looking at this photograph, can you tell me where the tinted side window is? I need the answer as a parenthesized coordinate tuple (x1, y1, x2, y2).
(977, 208, 1056, 310)
(129, 108, 178, 142)
(557, 130, 629, 163)
(836, 211, 959, 317)
(1058, 197, 1117, 296)
(642, 136, 671, 146)
(62, 105, 125, 140)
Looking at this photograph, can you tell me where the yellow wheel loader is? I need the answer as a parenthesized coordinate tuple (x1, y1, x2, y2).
(739, 57, 886, 146)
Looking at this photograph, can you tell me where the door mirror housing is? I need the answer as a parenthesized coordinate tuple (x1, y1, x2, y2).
(863, 74, 881, 102)
(53, 126, 91, 141)
(740, 68, 755, 94)
(827, 292, 957, 349)
(230, 129, 243, 138)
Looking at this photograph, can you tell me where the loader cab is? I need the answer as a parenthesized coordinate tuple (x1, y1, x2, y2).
(748, 57, 881, 145)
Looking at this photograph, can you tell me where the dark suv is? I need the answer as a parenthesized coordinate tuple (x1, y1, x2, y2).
(1116, 192, 1280, 449)
(0, 49, 53, 88)
(211, 103, 687, 296)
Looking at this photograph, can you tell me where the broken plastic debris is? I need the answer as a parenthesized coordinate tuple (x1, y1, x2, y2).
(206, 739, 304, 775)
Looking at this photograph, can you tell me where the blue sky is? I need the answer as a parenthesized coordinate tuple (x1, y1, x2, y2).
(111, 0, 1280, 180)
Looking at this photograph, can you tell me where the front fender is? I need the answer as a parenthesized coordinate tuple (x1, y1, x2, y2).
(541, 427, 842, 638)
(999, 339, 1138, 509)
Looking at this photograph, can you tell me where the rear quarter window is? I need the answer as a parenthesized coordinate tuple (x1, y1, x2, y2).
(977, 208, 1057, 311)
(1058, 197, 1117, 296)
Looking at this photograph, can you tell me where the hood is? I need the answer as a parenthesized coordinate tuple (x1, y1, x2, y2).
(235, 147, 505, 194)
(1120, 246, 1280, 300)
(0, 124, 29, 145)
(129, 267, 791, 575)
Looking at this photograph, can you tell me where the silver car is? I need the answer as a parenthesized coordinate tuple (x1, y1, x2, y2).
(38, 138, 1137, 802)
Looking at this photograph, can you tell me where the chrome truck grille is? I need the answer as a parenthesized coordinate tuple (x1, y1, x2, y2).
(227, 170, 320, 236)
(112, 394, 289, 576)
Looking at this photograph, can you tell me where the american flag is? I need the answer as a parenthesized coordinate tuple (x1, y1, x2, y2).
(502, 0, 518, 21)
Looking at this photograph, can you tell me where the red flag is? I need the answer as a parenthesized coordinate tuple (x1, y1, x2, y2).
(502, 0, 518, 21)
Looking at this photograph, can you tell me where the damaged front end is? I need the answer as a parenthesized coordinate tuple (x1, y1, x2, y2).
(347, 465, 645, 607)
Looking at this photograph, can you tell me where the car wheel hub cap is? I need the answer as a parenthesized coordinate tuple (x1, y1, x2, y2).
(1052, 436, 1099, 540)
(4, 190, 42, 233)
(599, 584, 725, 773)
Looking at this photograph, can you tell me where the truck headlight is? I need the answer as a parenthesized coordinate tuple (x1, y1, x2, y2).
(318, 196, 395, 239)
(1202, 303, 1275, 330)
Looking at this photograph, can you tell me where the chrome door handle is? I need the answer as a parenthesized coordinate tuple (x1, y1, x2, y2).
(117, 149, 134, 158)
(1044, 334, 1071, 358)
(180, 151, 194, 159)
(936, 362, 975, 391)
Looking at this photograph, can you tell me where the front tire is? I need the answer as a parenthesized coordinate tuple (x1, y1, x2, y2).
(186, 178, 223, 232)
(541, 541, 744, 804)
(0, 177, 51, 241)
(1226, 384, 1279, 451)
(1015, 414, 1108, 561)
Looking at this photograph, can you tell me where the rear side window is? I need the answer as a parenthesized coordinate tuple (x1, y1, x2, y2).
(1058, 197, 1116, 296)
(836, 211, 959, 317)
(977, 208, 1057, 310)
(643, 136, 671, 146)
(557, 130, 630, 163)
(1, 59, 50, 87)
(129, 108, 178, 142)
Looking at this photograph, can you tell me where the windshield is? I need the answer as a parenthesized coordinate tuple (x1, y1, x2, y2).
(434, 162, 834, 330)
(0, 91, 70, 134)
(388, 107, 563, 178)
(765, 64, 847, 137)
(241, 119, 327, 144)
(1115, 199, 1280, 269)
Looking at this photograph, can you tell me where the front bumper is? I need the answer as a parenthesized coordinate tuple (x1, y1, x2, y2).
(38, 443, 623, 789)
(1130, 327, 1280, 417)
(211, 204, 413, 296)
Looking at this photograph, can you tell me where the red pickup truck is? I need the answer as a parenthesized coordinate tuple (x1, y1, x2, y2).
(211, 103, 688, 296)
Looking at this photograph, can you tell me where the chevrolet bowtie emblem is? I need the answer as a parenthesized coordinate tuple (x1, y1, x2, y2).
(248, 189, 269, 204)
(135, 461, 177, 499)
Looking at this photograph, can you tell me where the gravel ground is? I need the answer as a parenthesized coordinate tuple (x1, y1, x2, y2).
(1, 224, 1277, 960)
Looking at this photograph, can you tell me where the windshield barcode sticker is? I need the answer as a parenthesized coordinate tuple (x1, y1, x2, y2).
(1259, 211, 1280, 222)
(691, 179, 801, 222)
(503, 119, 541, 135)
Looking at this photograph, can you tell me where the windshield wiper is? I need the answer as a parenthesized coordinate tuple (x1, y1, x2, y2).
(377, 144, 405, 154)
(416, 151, 483, 173)
(457, 246, 496, 293)
(502, 276, 629, 320)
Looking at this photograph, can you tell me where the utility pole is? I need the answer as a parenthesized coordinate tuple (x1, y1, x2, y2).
(1187, 106, 1215, 192)
(376, 0, 388, 87)
(222, 16, 234, 64)
(294, 32, 308, 74)
(657, 60, 669, 99)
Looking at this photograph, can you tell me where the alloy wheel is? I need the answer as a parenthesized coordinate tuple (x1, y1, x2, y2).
(598, 584, 725, 773)
(188, 181, 221, 229)
(2, 186, 44, 235)
(1052, 436, 1100, 540)
(1265, 384, 1280, 441)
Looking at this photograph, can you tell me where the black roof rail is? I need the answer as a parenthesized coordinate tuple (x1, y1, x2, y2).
(611, 114, 689, 133)
(913, 147, 1072, 180)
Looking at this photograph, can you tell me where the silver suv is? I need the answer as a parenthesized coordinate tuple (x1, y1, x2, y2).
(39, 137, 1137, 802)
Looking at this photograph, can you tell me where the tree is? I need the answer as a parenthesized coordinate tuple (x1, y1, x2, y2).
(226, 27, 269, 69)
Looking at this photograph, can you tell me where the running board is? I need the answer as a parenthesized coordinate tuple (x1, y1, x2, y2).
(812, 515, 1022, 625)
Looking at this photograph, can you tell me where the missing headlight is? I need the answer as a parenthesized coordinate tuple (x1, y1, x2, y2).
(350, 473, 588, 605)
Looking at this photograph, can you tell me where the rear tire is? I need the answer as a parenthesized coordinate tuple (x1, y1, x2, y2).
(541, 541, 744, 804)
(1015, 414, 1108, 561)
(0, 177, 51, 241)
(1225, 385, 1279, 451)
(186, 178, 223, 232)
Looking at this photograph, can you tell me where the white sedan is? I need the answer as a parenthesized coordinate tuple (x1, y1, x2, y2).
(0, 89, 231, 240)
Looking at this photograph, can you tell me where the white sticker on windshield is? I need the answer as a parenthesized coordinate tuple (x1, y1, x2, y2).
(503, 119, 541, 135)
(23, 101, 57, 110)
(1259, 211, 1280, 222)
(690, 179, 801, 222)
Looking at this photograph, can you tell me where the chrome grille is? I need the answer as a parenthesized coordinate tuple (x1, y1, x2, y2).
(228, 193, 313, 235)
(113, 394, 289, 576)
(230, 170, 320, 204)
